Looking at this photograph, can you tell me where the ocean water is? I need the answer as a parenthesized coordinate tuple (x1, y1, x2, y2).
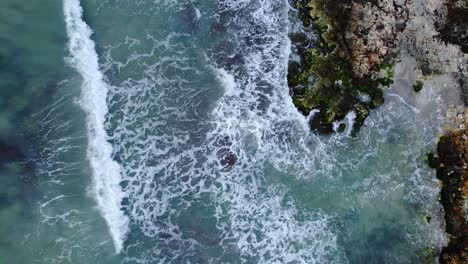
(0, 0, 448, 263)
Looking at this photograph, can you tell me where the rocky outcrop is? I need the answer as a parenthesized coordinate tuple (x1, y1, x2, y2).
(436, 0, 468, 54)
(342, 0, 407, 79)
(400, 0, 466, 75)
(428, 106, 468, 264)
(290, 0, 468, 133)
(404, 1, 468, 262)
(290, 0, 403, 135)
(290, 0, 468, 261)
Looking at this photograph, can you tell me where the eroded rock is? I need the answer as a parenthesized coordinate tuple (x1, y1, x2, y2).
(289, 0, 400, 135)
(429, 106, 468, 264)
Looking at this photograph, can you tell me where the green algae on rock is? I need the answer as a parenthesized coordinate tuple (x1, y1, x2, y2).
(413, 80, 424, 93)
(289, 0, 403, 135)
(290, 0, 468, 262)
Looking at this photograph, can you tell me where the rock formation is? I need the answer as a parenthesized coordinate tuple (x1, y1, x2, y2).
(290, 0, 467, 262)
(429, 107, 468, 264)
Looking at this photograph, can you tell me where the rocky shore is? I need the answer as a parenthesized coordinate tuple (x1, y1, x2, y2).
(289, 0, 405, 135)
(289, 0, 467, 262)
(289, 0, 467, 133)
(428, 107, 468, 264)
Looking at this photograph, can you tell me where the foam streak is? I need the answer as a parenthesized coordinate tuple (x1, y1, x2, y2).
(63, 0, 129, 253)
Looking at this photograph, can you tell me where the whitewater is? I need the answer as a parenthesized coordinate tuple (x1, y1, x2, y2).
(0, 0, 451, 263)
(63, 0, 129, 253)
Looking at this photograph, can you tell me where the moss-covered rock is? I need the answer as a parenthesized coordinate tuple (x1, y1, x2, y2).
(337, 123, 347, 133)
(353, 103, 370, 135)
(289, 0, 400, 135)
(424, 215, 432, 224)
(413, 80, 424, 93)
(423, 247, 437, 264)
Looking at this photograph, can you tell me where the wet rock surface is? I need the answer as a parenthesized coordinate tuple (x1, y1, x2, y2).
(289, 0, 468, 134)
(429, 107, 468, 264)
(289, 0, 399, 135)
(290, 0, 468, 262)
(408, 1, 468, 261)
(436, 0, 468, 54)
(343, 0, 407, 79)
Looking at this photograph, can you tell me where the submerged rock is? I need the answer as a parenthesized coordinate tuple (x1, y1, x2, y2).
(413, 80, 423, 93)
(214, 135, 238, 167)
(337, 123, 347, 133)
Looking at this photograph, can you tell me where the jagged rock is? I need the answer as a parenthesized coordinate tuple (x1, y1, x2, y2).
(291, 0, 468, 262)
(431, 106, 468, 264)
(343, 0, 404, 79)
(289, 0, 400, 135)
(436, 0, 468, 54)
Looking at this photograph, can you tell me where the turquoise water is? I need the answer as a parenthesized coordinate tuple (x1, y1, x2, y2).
(0, 0, 447, 263)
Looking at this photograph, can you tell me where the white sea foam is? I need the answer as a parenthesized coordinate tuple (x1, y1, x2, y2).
(63, 0, 129, 253)
(307, 109, 320, 122)
(92, 0, 447, 262)
(95, 0, 343, 260)
(202, 0, 347, 262)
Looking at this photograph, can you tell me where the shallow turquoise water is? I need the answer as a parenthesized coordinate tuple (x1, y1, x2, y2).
(0, 0, 447, 263)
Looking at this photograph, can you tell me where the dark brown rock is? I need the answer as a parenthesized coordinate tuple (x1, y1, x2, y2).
(432, 107, 468, 264)
(436, 0, 468, 54)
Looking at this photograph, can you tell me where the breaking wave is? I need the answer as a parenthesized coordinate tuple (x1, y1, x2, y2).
(63, 0, 129, 253)
(62, 0, 447, 262)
